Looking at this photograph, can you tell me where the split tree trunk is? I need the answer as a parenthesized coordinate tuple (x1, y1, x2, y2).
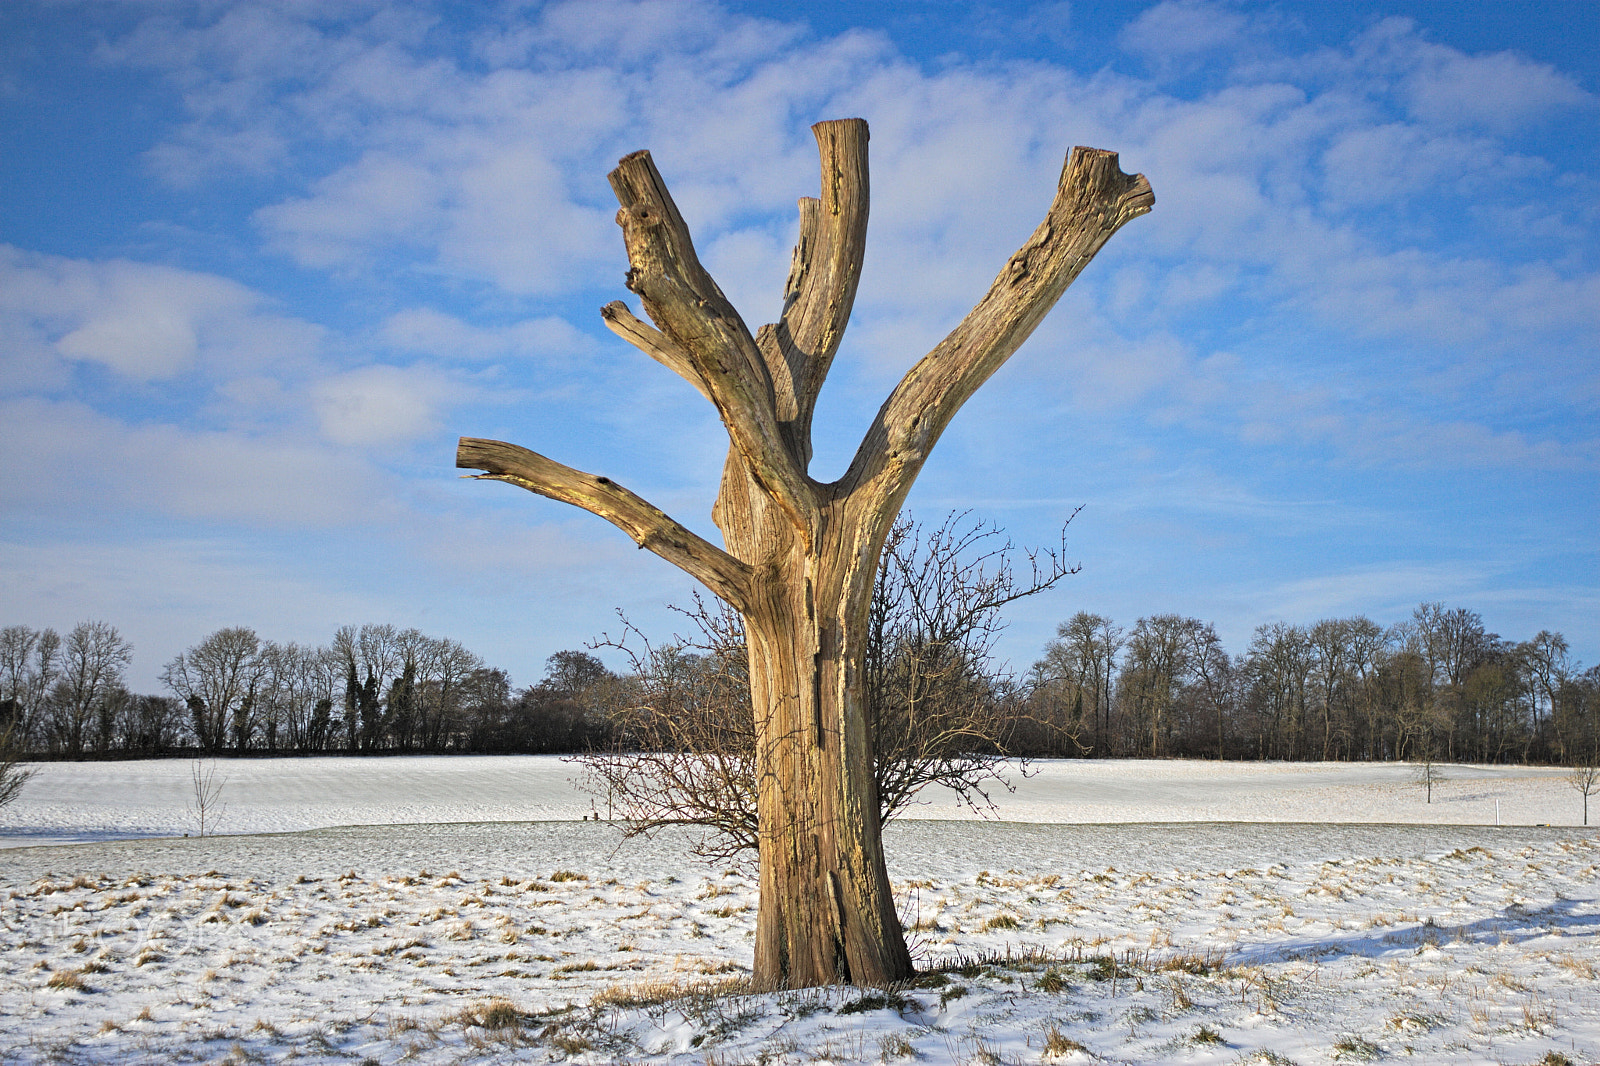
(457, 118, 1152, 988)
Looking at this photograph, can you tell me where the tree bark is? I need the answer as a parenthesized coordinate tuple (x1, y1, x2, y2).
(457, 118, 1152, 987)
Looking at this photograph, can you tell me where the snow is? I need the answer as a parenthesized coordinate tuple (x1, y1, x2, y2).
(1, 757, 1596, 1064)
(2, 756, 1582, 849)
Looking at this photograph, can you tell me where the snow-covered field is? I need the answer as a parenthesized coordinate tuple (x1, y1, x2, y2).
(3, 756, 1584, 848)
(1, 758, 1595, 1065)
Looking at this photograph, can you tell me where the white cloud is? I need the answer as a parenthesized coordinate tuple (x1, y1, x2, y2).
(310, 364, 464, 446)
(1119, 0, 1248, 61)
(246, 100, 623, 292)
(380, 307, 595, 362)
(256, 153, 445, 269)
(1352, 18, 1594, 134)
(75, 4, 1600, 497)
(0, 245, 323, 382)
(0, 535, 398, 690)
(1317, 122, 1516, 209)
(1239, 562, 1496, 628)
(0, 397, 393, 527)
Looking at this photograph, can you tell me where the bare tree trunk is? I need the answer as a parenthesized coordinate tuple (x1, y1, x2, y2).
(457, 119, 1151, 987)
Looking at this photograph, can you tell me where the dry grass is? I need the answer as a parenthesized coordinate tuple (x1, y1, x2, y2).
(1035, 968, 1068, 993)
(449, 996, 537, 1049)
(880, 1032, 917, 1059)
(1042, 1024, 1087, 1057)
(1550, 952, 1596, 979)
(46, 968, 88, 991)
(1331, 1035, 1380, 1061)
(1522, 997, 1556, 1033)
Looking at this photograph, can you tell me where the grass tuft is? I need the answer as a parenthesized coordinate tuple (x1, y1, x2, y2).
(46, 968, 89, 992)
(1036, 968, 1068, 993)
(1043, 1024, 1087, 1057)
(837, 990, 915, 1015)
(1331, 1035, 1380, 1061)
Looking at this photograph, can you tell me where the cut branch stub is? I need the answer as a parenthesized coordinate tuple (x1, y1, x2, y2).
(599, 300, 712, 404)
(757, 118, 870, 462)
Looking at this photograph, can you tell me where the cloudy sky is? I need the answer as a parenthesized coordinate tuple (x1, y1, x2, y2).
(2, 0, 1596, 691)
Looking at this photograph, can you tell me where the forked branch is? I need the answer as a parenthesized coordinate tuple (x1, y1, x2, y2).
(456, 437, 753, 612)
(756, 118, 870, 460)
(608, 151, 818, 537)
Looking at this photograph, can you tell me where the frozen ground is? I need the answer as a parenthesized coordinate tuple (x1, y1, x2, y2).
(1, 759, 1596, 1065)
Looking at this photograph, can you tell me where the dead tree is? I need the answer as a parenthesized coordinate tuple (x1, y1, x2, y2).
(457, 118, 1152, 988)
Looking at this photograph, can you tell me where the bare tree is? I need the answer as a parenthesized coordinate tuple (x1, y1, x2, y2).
(124, 694, 183, 753)
(258, 641, 315, 752)
(161, 627, 263, 754)
(1568, 764, 1599, 826)
(1181, 620, 1231, 759)
(419, 637, 482, 752)
(579, 606, 755, 858)
(1117, 615, 1196, 757)
(867, 514, 1075, 815)
(1523, 630, 1570, 759)
(1344, 617, 1389, 760)
(48, 621, 133, 756)
(1413, 752, 1446, 804)
(1308, 618, 1351, 761)
(1036, 612, 1124, 753)
(1244, 623, 1313, 760)
(579, 512, 1076, 863)
(457, 118, 1150, 986)
(332, 623, 403, 751)
(1, 625, 60, 750)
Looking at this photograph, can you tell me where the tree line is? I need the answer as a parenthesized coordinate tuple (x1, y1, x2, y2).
(0, 621, 616, 758)
(1026, 605, 1596, 766)
(3, 597, 1595, 767)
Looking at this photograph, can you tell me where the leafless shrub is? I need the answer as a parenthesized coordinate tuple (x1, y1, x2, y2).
(0, 718, 35, 810)
(575, 512, 1078, 861)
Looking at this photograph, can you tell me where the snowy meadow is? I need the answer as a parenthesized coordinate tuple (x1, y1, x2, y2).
(1, 758, 1595, 1065)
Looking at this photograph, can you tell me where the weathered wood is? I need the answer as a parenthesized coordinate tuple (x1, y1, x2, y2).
(608, 150, 820, 540)
(841, 147, 1154, 516)
(456, 120, 1151, 989)
(455, 438, 752, 613)
(757, 118, 870, 464)
(599, 300, 712, 403)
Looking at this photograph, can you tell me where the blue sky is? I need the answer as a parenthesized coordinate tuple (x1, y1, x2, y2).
(2, 0, 1596, 691)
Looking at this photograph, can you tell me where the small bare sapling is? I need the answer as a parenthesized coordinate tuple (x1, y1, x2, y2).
(1413, 756, 1445, 804)
(189, 758, 227, 837)
(1568, 765, 1599, 826)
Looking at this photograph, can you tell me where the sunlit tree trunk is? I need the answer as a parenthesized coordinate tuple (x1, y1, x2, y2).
(457, 119, 1151, 987)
